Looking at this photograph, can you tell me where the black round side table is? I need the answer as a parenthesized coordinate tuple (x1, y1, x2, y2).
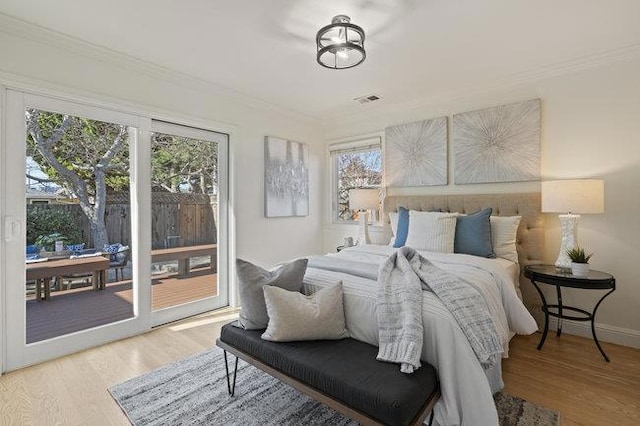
(524, 264, 616, 362)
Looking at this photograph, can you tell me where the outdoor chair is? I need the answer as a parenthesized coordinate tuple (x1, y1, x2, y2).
(105, 245, 130, 282)
(60, 247, 98, 291)
(26, 244, 40, 260)
(25, 245, 40, 291)
(59, 274, 92, 291)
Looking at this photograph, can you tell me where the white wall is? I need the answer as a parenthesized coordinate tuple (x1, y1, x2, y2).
(0, 16, 324, 267)
(322, 56, 640, 348)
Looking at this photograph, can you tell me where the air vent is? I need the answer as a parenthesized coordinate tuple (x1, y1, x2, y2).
(354, 94, 382, 104)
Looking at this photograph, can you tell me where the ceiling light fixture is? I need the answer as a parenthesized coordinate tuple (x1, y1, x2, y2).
(316, 15, 366, 70)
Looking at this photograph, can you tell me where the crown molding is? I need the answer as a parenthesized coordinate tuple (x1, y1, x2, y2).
(321, 42, 640, 127)
(0, 68, 243, 144)
(3, 12, 639, 129)
(0, 12, 320, 125)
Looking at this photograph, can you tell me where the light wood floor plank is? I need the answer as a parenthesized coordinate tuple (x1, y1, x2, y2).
(1, 310, 638, 426)
(503, 333, 640, 426)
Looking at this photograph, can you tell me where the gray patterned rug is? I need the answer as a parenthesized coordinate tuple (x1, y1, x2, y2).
(109, 347, 559, 426)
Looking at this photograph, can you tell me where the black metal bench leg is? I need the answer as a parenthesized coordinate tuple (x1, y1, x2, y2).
(223, 350, 239, 396)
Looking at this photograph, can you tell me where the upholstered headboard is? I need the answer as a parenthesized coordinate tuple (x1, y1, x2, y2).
(383, 193, 544, 305)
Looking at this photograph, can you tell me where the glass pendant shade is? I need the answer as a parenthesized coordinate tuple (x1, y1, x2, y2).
(316, 15, 366, 70)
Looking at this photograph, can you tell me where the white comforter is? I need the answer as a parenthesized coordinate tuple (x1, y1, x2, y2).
(302, 244, 538, 426)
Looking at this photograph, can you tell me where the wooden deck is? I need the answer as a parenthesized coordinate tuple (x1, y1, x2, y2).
(26, 268, 218, 343)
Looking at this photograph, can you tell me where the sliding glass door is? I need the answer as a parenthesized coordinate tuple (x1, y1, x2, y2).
(149, 121, 229, 326)
(3, 90, 148, 370)
(1, 90, 229, 371)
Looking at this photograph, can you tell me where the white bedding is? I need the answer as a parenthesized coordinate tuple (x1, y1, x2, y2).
(303, 244, 538, 426)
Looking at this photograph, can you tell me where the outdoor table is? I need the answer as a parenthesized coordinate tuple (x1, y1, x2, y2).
(26, 256, 110, 301)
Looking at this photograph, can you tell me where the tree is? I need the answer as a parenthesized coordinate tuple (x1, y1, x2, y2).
(26, 109, 129, 249)
(337, 151, 382, 220)
(26, 109, 220, 249)
(151, 133, 218, 194)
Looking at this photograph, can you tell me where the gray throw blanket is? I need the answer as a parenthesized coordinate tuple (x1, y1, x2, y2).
(376, 247, 503, 373)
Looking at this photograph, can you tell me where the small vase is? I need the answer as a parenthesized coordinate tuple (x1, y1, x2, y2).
(571, 262, 590, 277)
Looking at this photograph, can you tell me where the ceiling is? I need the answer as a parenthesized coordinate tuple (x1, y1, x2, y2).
(2, 0, 640, 120)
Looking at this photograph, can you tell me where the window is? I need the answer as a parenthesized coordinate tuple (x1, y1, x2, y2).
(329, 137, 382, 221)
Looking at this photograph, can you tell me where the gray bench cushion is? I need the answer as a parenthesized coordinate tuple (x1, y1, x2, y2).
(220, 322, 439, 426)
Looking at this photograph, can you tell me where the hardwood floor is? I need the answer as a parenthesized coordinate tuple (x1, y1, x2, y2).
(503, 333, 640, 426)
(1, 312, 638, 426)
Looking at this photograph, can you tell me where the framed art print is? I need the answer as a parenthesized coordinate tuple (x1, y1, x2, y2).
(264, 136, 309, 217)
(385, 117, 448, 187)
(453, 99, 541, 184)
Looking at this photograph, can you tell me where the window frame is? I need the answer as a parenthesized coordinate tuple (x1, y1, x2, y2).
(328, 136, 382, 224)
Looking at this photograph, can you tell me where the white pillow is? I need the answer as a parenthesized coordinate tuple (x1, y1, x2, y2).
(388, 211, 399, 245)
(405, 211, 457, 253)
(389, 211, 399, 237)
(261, 282, 349, 342)
(490, 216, 522, 262)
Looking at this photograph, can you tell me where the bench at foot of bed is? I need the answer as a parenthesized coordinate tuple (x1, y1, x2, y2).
(216, 321, 440, 426)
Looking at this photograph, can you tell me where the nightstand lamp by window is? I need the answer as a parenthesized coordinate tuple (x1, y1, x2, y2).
(349, 188, 380, 245)
(541, 179, 604, 269)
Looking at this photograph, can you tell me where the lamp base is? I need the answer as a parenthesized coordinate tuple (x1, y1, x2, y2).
(356, 210, 370, 245)
(555, 214, 580, 269)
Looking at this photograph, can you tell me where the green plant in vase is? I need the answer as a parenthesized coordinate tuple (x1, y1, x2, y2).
(566, 246, 593, 277)
(35, 233, 70, 252)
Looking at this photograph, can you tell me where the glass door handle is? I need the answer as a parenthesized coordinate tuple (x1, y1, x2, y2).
(4, 217, 21, 242)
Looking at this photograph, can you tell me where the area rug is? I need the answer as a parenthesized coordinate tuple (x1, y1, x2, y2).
(109, 347, 559, 426)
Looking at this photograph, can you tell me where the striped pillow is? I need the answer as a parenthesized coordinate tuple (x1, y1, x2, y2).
(490, 216, 522, 262)
(405, 211, 457, 253)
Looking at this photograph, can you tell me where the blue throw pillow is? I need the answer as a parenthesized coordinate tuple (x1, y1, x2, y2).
(454, 208, 496, 258)
(66, 243, 86, 254)
(103, 243, 124, 262)
(393, 207, 410, 248)
(103, 243, 122, 254)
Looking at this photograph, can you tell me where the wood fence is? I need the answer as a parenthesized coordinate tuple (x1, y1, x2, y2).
(27, 193, 217, 249)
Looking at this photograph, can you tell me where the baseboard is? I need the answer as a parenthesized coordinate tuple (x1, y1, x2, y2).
(530, 310, 640, 349)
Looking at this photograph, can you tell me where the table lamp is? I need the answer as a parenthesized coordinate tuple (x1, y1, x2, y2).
(541, 179, 604, 269)
(349, 188, 380, 245)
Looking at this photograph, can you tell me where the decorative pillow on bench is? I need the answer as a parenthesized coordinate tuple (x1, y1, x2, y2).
(236, 258, 308, 330)
(261, 281, 349, 342)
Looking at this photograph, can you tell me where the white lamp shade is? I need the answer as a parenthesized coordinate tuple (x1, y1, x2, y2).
(541, 179, 604, 214)
(348, 188, 379, 211)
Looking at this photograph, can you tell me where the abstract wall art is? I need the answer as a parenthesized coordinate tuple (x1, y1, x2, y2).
(453, 98, 541, 184)
(264, 136, 309, 217)
(384, 117, 448, 187)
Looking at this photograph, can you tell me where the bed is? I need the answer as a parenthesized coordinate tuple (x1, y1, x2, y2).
(302, 193, 544, 426)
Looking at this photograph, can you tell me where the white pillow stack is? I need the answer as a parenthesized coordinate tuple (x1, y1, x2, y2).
(388, 209, 522, 262)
